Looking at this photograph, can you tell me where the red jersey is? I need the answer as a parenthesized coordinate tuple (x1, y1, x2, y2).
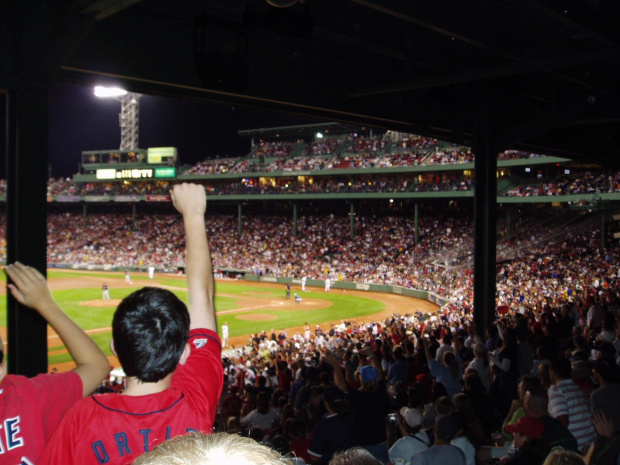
(0, 371, 82, 464)
(38, 329, 223, 465)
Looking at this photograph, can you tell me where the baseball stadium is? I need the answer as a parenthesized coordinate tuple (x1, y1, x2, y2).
(5, 3, 620, 464)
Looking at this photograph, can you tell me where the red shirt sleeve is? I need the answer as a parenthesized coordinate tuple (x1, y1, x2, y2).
(171, 329, 224, 422)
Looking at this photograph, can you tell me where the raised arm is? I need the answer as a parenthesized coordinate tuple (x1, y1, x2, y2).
(324, 351, 347, 392)
(170, 183, 216, 331)
(5, 262, 109, 396)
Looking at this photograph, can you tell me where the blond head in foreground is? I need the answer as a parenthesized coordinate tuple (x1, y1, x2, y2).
(132, 432, 293, 465)
(541, 448, 586, 465)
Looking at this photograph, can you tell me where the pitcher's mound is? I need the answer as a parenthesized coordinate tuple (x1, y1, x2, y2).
(80, 300, 122, 307)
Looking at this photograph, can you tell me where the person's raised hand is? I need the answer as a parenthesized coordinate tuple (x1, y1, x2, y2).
(170, 183, 207, 217)
(6, 262, 55, 312)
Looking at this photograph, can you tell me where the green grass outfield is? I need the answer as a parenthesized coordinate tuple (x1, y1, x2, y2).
(0, 270, 385, 365)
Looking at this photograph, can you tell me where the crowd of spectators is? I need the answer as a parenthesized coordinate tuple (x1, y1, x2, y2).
(41, 176, 473, 197)
(504, 173, 620, 197)
(498, 150, 549, 160)
(5, 195, 620, 464)
(305, 137, 344, 155)
(204, 206, 620, 464)
(40, 172, 620, 198)
(423, 147, 473, 165)
(376, 152, 429, 168)
(3, 206, 614, 320)
(213, 268, 620, 464)
(390, 135, 439, 150)
(185, 158, 258, 175)
(251, 140, 299, 158)
(346, 137, 387, 153)
(331, 153, 381, 169)
(264, 156, 332, 172)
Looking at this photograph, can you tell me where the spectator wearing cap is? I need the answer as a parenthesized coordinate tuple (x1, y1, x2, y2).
(467, 342, 491, 392)
(388, 407, 430, 464)
(598, 321, 615, 346)
(523, 387, 578, 452)
(593, 341, 617, 363)
(410, 414, 466, 465)
(502, 416, 550, 465)
(308, 385, 355, 465)
(477, 375, 543, 465)
(591, 359, 620, 435)
(326, 350, 390, 464)
(548, 357, 597, 450)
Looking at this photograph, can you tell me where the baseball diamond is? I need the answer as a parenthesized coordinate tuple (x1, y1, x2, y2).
(0, 269, 438, 373)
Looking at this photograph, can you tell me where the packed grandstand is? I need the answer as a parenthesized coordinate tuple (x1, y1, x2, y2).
(1, 125, 619, 320)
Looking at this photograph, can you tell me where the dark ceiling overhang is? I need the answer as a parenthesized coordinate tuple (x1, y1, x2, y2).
(4, 0, 620, 165)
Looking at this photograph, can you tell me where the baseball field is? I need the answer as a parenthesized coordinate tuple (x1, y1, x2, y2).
(0, 269, 439, 372)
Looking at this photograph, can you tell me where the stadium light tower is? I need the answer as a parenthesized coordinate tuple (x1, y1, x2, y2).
(94, 86, 142, 151)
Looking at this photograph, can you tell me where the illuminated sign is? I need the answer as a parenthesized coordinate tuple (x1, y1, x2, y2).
(154, 167, 176, 178)
(96, 169, 117, 180)
(116, 169, 153, 179)
(96, 168, 154, 180)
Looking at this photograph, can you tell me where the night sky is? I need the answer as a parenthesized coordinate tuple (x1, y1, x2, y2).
(1, 82, 323, 179)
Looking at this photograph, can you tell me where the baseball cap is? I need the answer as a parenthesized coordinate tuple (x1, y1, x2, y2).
(400, 407, 422, 428)
(359, 365, 379, 384)
(594, 341, 617, 357)
(505, 416, 545, 439)
(600, 330, 615, 343)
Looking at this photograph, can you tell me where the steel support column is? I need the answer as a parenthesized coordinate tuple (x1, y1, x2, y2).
(414, 202, 419, 245)
(238, 203, 243, 235)
(473, 91, 497, 337)
(6, 87, 49, 376)
(350, 203, 355, 240)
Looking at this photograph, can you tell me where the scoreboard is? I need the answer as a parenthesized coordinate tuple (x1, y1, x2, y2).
(82, 147, 178, 180)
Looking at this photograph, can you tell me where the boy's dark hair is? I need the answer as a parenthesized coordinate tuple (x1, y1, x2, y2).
(112, 287, 190, 383)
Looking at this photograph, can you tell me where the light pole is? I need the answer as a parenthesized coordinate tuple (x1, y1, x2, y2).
(94, 86, 142, 150)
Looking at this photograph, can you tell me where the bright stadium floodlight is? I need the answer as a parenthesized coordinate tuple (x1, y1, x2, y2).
(94, 85, 142, 150)
(94, 86, 128, 98)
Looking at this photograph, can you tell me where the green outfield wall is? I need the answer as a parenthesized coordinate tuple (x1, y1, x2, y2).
(245, 274, 450, 308)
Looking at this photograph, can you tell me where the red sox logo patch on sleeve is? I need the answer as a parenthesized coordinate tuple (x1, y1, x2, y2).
(193, 338, 208, 349)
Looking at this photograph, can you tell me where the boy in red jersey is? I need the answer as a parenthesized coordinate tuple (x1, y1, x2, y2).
(0, 262, 110, 464)
(39, 183, 223, 465)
